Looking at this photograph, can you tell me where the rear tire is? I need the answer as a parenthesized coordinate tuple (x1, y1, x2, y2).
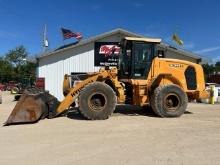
(78, 82, 116, 120)
(150, 84, 188, 117)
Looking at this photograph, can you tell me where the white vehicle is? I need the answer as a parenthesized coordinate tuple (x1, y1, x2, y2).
(205, 83, 220, 96)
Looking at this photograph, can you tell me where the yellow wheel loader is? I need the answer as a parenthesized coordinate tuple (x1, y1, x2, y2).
(4, 37, 209, 125)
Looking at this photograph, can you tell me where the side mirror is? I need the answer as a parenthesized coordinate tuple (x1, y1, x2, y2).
(157, 50, 164, 58)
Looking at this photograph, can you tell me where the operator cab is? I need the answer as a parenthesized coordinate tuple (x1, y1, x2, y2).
(119, 37, 161, 80)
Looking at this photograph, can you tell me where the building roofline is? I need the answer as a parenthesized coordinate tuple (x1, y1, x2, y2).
(158, 43, 201, 60)
(38, 28, 142, 59)
(37, 28, 204, 62)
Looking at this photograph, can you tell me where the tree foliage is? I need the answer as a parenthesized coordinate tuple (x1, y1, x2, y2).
(202, 64, 215, 76)
(202, 62, 220, 81)
(0, 46, 37, 84)
(0, 57, 14, 82)
(5, 46, 27, 66)
(215, 61, 220, 72)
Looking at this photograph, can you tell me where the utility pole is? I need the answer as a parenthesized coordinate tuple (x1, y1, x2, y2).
(42, 24, 49, 52)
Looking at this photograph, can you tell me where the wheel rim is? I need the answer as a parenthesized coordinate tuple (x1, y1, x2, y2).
(88, 93, 107, 111)
(164, 93, 181, 112)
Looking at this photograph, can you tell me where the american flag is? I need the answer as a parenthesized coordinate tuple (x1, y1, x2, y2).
(61, 28, 82, 40)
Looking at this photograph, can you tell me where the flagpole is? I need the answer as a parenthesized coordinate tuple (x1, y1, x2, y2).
(43, 24, 46, 52)
(41, 25, 44, 53)
(42, 24, 49, 52)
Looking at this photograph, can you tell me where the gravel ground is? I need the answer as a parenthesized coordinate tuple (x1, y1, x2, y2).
(0, 91, 220, 165)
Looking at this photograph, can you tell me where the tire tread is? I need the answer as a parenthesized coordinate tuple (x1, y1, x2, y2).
(78, 82, 116, 120)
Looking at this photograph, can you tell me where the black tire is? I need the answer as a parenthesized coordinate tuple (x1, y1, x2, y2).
(150, 84, 188, 117)
(14, 94, 21, 101)
(78, 82, 117, 120)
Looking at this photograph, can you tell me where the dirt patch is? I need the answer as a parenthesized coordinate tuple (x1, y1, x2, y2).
(0, 91, 220, 165)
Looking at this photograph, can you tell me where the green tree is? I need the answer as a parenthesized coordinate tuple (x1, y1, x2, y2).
(215, 61, 220, 73)
(5, 45, 27, 67)
(202, 63, 215, 81)
(19, 62, 37, 79)
(0, 57, 14, 82)
(1, 46, 37, 84)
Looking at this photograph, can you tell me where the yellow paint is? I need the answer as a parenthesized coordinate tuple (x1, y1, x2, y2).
(119, 57, 208, 106)
(57, 68, 126, 115)
(57, 40, 209, 113)
(210, 85, 215, 105)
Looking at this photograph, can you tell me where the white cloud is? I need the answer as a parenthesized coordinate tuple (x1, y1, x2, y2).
(0, 30, 16, 39)
(91, 5, 101, 10)
(163, 36, 195, 50)
(183, 42, 195, 49)
(213, 55, 220, 62)
(195, 46, 220, 54)
(134, 3, 144, 8)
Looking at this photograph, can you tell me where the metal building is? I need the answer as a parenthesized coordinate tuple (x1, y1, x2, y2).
(37, 28, 203, 100)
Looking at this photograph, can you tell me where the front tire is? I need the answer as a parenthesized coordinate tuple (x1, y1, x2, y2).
(150, 84, 188, 117)
(78, 82, 116, 120)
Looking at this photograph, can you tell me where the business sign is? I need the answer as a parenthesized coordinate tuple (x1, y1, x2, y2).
(94, 42, 120, 66)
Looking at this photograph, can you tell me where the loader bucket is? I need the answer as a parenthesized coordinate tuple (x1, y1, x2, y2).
(4, 88, 60, 126)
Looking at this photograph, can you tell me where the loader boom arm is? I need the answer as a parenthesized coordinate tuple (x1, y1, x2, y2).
(4, 68, 119, 125)
(4, 36, 208, 126)
(55, 70, 110, 116)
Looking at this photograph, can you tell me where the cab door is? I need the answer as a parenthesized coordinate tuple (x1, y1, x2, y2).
(131, 42, 155, 79)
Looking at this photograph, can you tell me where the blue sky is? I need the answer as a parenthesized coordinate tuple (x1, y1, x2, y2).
(0, 0, 220, 62)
